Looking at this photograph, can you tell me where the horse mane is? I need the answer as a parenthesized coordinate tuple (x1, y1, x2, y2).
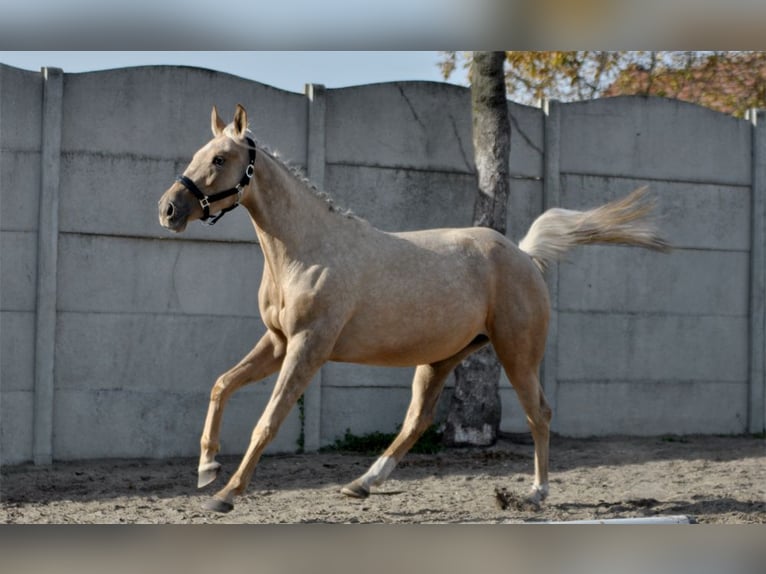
(224, 125, 356, 219)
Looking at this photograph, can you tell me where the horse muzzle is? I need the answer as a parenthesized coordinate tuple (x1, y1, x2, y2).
(158, 194, 190, 232)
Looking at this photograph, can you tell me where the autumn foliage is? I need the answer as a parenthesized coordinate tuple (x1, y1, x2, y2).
(440, 51, 766, 118)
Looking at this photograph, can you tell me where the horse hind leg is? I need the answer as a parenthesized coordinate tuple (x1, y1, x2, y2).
(339, 362, 448, 499)
(490, 324, 552, 506)
(498, 358, 551, 505)
(341, 338, 489, 499)
(512, 368, 552, 506)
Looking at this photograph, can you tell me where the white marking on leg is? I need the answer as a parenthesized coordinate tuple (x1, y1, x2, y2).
(359, 456, 397, 490)
(198, 461, 221, 473)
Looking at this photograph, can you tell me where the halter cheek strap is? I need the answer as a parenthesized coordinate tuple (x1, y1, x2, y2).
(175, 136, 257, 226)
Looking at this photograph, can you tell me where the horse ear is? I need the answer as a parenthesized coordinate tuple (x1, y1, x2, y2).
(233, 104, 248, 137)
(211, 106, 225, 137)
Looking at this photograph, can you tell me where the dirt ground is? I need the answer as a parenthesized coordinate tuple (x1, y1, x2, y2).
(2, 434, 764, 524)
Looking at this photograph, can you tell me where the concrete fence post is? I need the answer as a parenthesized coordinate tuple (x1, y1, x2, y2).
(302, 83, 327, 451)
(33, 67, 63, 464)
(542, 99, 561, 430)
(749, 109, 766, 434)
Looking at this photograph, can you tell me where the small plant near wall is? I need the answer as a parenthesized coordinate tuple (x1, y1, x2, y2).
(321, 426, 444, 456)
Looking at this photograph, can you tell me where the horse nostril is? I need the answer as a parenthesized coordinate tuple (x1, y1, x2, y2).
(166, 202, 175, 218)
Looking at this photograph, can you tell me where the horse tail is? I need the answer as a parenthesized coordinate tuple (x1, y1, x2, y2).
(518, 186, 670, 272)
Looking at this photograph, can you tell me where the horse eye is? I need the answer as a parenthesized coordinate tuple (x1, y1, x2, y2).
(212, 156, 225, 167)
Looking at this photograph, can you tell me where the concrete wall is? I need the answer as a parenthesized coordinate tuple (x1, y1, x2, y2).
(1, 63, 764, 465)
(549, 98, 758, 436)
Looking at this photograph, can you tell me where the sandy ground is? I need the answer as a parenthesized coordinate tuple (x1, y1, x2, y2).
(2, 434, 764, 524)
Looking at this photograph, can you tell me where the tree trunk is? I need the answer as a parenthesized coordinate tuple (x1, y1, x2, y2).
(443, 51, 510, 447)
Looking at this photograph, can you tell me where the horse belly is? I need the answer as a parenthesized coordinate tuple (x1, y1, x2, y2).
(330, 327, 484, 367)
(329, 285, 488, 367)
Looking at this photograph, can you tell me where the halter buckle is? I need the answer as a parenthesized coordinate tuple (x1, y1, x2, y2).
(245, 164, 255, 178)
(199, 197, 210, 210)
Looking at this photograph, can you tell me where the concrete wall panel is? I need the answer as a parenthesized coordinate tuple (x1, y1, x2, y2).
(556, 380, 748, 436)
(0, 65, 43, 151)
(326, 82, 474, 172)
(507, 103, 545, 179)
(320, 385, 416, 444)
(52, 387, 300, 460)
(55, 312, 267, 393)
(0, 311, 36, 393)
(559, 246, 749, 316)
(322, 363, 416, 389)
(326, 84, 543, 178)
(0, 391, 34, 464)
(1, 150, 41, 232)
(560, 96, 752, 185)
(558, 312, 749, 383)
(326, 164, 476, 232)
(0, 231, 37, 311)
(60, 67, 308, 165)
(57, 235, 263, 316)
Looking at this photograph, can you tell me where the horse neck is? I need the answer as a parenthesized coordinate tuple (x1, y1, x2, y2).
(241, 150, 339, 266)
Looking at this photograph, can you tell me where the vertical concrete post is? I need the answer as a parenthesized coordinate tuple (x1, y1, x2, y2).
(749, 109, 765, 433)
(542, 99, 561, 430)
(33, 67, 63, 464)
(305, 83, 327, 190)
(302, 83, 327, 451)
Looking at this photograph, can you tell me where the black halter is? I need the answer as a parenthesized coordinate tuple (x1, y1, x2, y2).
(175, 136, 257, 226)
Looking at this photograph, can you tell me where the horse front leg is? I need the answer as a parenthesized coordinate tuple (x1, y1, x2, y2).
(202, 329, 330, 513)
(198, 331, 285, 488)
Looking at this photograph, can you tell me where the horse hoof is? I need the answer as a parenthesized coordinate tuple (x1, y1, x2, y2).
(340, 481, 370, 499)
(202, 497, 234, 513)
(197, 462, 221, 488)
(523, 495, 542, 512)
(523, 486, 547, 511)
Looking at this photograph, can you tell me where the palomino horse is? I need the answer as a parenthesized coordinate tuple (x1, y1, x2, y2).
(158, 104, 668, 513)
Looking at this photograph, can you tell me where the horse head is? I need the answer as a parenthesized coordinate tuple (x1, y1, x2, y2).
(158, 104, 255, 232)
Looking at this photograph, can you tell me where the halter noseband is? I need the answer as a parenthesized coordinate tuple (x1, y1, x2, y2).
(175, 136, 257, 226)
